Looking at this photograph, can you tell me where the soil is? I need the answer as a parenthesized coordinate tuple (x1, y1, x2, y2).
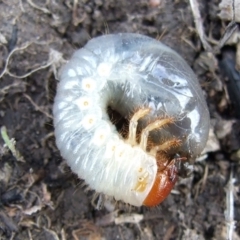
(0, 0, 240, 239)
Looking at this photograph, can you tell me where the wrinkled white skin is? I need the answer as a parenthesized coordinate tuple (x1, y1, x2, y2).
(53, 33, 210, 206)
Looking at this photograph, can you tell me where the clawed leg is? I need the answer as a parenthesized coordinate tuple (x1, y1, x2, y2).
(127, 108, 151, 146)
(127, 110, 177, 153)
(140, 117, 174, 151)
(151, 138, 181, 154)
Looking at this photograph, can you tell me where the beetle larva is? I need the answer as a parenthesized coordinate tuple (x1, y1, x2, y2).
(53, 33, 210, 207)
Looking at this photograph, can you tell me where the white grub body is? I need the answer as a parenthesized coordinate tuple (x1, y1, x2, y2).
(53, 33, 210, 207)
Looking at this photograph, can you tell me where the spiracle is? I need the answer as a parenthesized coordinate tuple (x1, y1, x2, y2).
(53, 33, 210, 207)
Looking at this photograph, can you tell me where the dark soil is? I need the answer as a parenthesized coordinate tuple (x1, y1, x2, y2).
(0, 0, 240, 239)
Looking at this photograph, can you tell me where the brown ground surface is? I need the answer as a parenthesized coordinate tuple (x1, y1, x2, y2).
(0, 0, 240, 239)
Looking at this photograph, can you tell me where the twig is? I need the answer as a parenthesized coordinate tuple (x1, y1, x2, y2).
(24, 94, 53, 119)
(218, 0, 238, 49)
(224, 166, 236, 240)
(188, 0, 212, 51)
(218, 0, 240, 70)
(0, 42, 32, 79)
(0, 44, 65, 80)
(72, 0, 86, 26)
(0, 81, 26, 103)
(0, 126, 25, 162)
(7, 61, 54, 79)
(19, 0, 25, 12)
(114, 213, 143, 225)
(27, 0, 50, 14)
(200, 163, 209, 193)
